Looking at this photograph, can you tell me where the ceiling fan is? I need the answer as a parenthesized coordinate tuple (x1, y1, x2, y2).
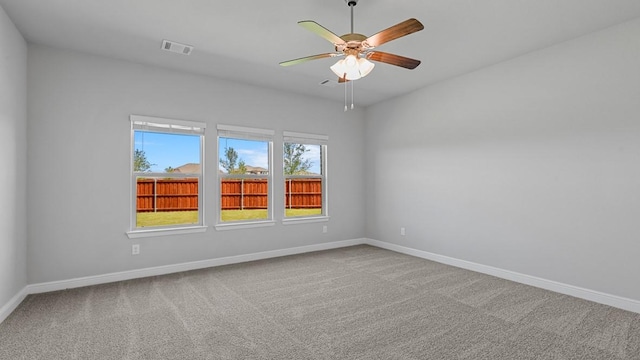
(279, 0, 424, 83)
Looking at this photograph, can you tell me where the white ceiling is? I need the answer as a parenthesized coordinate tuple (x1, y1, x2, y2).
(2, 0, 640, 106)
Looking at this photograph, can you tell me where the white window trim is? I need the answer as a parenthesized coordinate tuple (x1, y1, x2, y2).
(214, 220, 276, 231)
(283, 131, 328, 145)
(282, 131, 328, 222)
(127, 226, 207, 239)
(282, 216, 330, 225)
(131, 115, 206, 135)
(216, 124, 274, 229)
(128, 115, 206, 237)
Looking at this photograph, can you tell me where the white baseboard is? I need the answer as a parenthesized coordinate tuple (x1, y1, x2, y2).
(7, 236, 637, 325)
(1, 238, 365, 324)
(0, 286, 29, 324)
(365, 238, 640, 314)
(26, 238, 367, 295)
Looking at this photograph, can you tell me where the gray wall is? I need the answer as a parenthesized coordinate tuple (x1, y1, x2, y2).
(0, 6, 27, 307)
(27, 45, 365, 284)
(365, 18, 640, 301)
(11, 8, 640, 308)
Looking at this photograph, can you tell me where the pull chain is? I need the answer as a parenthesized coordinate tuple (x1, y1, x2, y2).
(351, 80, 354, 110)
(343, 80, 355, 111)
(344, 1, 358, 112)
(344, 76, 348, 112)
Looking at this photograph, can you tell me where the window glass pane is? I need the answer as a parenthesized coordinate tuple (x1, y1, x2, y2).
(219, 137, 270, 222)
(284, 143, 323, 218)
(134, 131, 201, 228)
(134, 131, 201, 173)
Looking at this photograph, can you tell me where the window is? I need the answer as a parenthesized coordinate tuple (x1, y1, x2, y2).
(283, 131, 328, 220)
(217, 124, 274, 228)
(128, 115, 206, 237)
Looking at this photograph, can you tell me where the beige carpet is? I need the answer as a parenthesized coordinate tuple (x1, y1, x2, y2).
(1, 245, 639, 359)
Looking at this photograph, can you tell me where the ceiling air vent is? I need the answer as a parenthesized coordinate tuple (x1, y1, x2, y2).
(161, 40, 193, 55)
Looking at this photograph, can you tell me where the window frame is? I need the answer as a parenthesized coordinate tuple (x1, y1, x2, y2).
(215, 124, 275, 231)
(282, 131, 329, 225)
(127, 115, 207, 239)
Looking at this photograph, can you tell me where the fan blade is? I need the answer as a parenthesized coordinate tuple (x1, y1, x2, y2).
(364, 18, 424, 48)
(298, 21, 346, 45)
(279, 53, 341, 67)
(366, 51, 421, 69)
(338, 75, 349, 83)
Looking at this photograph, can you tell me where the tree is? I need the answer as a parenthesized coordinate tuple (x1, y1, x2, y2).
(164, 166, 176, 173)
(134, 149, 155, 172)
(284, 143, 312, 175)
(236, 160, 247, 175)
(220, 147, 247, 174)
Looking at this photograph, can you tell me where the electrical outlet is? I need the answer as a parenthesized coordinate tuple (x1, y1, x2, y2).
(400, 227, 406, 236)
(323, 225, 328, 233)
(132, 244, 140, 255)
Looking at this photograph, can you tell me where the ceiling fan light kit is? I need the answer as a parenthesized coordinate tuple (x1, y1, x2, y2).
(280, 0, 424, 109)
(330, 54, 375, 81)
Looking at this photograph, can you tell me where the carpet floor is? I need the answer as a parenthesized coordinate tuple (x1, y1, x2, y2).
(1, 245, 639, 359)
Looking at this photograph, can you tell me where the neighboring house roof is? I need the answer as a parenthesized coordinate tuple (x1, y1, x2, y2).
(173, 163, 201, 174)
(245, 166, 268, 174)
(173, 163, 268, 175)
(289, 170, 320, 176)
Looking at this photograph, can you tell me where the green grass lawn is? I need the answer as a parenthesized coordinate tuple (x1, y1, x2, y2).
(221, 208, 322, 221)
(136, 211, 199, 227)
(221, 209, 268, 221)
(284, 208, 322, 217)
(137, 208, 322, 227)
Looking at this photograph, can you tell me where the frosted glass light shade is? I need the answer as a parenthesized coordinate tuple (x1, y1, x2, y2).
(330, 55, 375, 81)
(357, 58, 375, 77)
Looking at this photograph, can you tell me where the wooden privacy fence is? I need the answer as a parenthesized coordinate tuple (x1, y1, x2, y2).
(285, 178, 322, 209)
(137, 179, 198, 212)
(137, 178, 322, 212)
(220, 179, 268, 210)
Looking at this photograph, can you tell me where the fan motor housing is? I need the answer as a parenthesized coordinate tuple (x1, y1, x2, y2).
(340, 33, 366, 42)
(336, 33, 367, 52)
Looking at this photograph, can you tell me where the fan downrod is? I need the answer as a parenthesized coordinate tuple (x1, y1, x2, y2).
(344, 0, 359, 34)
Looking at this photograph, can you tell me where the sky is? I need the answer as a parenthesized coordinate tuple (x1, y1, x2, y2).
(134, 131, 200, 172)
(134, 131, 321, 174)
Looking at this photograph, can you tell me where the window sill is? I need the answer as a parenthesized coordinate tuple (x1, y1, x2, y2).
(126, 225, 207, 239)
(215, 220, 276, 231)
(282, 216, 330, 225)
